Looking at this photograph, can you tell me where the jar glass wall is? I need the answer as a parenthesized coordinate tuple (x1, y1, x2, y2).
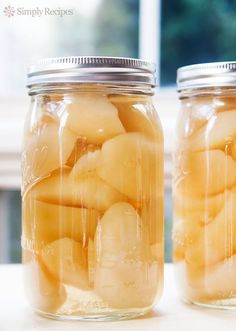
(22, 57, 164, 321)
(173, 84, 236, 309)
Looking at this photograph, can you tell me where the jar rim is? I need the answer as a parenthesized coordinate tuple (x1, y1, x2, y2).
(177, 61, 236, 91)
(27, 56, 156, 88)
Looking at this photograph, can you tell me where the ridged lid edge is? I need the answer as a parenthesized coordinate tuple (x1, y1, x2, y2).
(27, 56, 156, 87)
(177, 61, 236, 91)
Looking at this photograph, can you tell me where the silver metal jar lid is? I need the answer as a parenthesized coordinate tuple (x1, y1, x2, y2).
(177, 61, 236, 91)
(27, 56, 156, 87)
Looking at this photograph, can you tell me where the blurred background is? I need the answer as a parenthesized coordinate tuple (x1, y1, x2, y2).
(0, 0, 235, 263)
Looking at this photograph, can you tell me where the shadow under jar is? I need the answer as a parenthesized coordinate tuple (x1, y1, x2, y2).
(21, 57, 164, 321)
(173, 62, 236, 309)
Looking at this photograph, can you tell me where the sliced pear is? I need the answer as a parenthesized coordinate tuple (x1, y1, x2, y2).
(41, 238, 89, 290)
(22, 199, 99, 250)
(118, 105, 156, 137)
(197, 255, 236, 300)
(172, 216, 202, 262)
(176, 98, 215, 139)
(190, 110, 236, 151)
(70, 150, 101, 179)
(22, 115, 77, 185)
(175, 150, 236, 197)
(64, 93, 125, 144)
(111, 96, 162, 138)
(183, 254, 236, 301)
(31, 169, 125, 211)
(71, 173, 125, 211)
(95, 260, 158, 309)
(174, 190, 224, 225)
(23, 250, 66, 313)
(94, 202, 158, 308)
(186, 189, 236, 267)
(95, 202, 146, 260)
(97, 133, 162, 201)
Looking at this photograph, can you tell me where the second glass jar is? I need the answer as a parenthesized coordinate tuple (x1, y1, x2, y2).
(173, 62, 236, 309)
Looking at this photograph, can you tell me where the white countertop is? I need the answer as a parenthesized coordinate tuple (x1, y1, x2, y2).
(0, 264, 236, 331)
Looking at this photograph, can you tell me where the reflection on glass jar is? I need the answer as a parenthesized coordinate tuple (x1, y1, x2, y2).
(173, 62, 236, 309)
(21, 57, 164, 321)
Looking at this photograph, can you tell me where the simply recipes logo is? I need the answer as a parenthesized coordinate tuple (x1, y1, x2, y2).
(3, 5, 74, 18)
(3, 5, 15, 17)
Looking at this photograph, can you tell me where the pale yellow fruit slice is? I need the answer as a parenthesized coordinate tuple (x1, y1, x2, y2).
(111, 96, 162, 138)
(186, 189, 236, 267)
(88, 239, 95, 288)
(197, 255, 236, 300)
(23, 250, 66, 313)
(22, 199, 99, 249)
(41, 238, 89, 290)
(64, 93, 125, 144)
(176, 98, 215, 139)
(70, 150, 101, 179)
(95, 202, 146, 259)
(183, 254, 236, 301)
(95, 260, 158, 309)
(22, 115, 77, 184)
(97, 133, 162, 201)
(190, 110, 236, 151)
(71, 173, 125, 211)
(31, 169, 124, 211)
(94, 202, 158, 308)
(172, 217, 202, 263)
(174, 190, 224, 225)
(175, 150, 236, 197)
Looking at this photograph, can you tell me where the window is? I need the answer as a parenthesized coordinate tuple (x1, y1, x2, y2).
(0, 191, 21, 263)
(161, 0, 236, 85)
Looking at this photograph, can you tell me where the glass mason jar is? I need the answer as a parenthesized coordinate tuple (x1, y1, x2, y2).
(21, 57, 164, 320)
(173, 62, 236, 309)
